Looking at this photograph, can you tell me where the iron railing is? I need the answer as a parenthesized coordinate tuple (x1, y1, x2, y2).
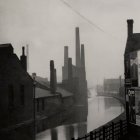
(72, 119, 127, 140)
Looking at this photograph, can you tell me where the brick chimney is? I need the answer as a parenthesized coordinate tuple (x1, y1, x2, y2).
(81, 44, 86, 81)
(81, 44, 85, 70)
(50, 60, 56, 94)
(64, 46, 69, 80)
(127, 19, 134, 37)
(76, 27, 81, 67)
(54, 68, 57, 91)
(68, 58, 73, 81)
(20, 46, 27, 71)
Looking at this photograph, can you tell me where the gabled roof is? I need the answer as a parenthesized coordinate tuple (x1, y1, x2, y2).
(0, 43, 33, 82)
(35, 87, 54, 98)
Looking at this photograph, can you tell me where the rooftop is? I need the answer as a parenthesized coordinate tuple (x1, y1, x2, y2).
(35, 87, 55, 98)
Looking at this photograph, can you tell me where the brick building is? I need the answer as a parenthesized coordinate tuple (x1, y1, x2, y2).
(104, 78, 124, 95)
(0, 44, 34, 140)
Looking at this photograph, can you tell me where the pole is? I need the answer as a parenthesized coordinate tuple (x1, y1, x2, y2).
(33, 76, 36, 140)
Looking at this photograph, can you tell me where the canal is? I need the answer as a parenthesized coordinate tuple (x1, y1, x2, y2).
(36, 89, 124, 140)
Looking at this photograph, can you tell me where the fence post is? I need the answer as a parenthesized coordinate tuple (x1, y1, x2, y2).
(85, 134, 87, 140)
(112, 122, 114, 140)
(95, 131, 96, 139)
(103, 126, 105, 140)
(120, 120, 123, 137)
(90, 131, 93, 140)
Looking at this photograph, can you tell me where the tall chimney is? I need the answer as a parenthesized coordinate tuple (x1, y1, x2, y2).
(20, 46, 27, 71)
(76, 27, 81, 67)
(127, 19, 134, 37)
(68, 58, 73, 81)
(64, 46, 68, 66)
(50, 60, 55, 94)
(64, 46, 69, 80)
(81, 44, 85, 70)
(54, 68, 57, 91)
(81, 44, 86, 81)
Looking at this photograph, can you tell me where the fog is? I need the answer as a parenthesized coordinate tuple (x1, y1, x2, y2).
(0, 0, 140, 86)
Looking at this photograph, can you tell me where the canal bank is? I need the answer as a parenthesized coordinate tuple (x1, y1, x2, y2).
(36, 104, 87, 133)
(36, 94, 124, 140)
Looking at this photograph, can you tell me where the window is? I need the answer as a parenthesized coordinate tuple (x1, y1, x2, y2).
(8, 85, 14, 107)
(20, 85, 25, 105)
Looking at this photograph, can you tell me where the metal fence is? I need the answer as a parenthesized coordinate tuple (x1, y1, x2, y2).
(72, 119, 127, 140)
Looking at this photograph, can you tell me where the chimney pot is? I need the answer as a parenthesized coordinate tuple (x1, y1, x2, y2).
(50, 60, 54, 71)
(22, 46, 25, 55)
(127, 19, 134, 37)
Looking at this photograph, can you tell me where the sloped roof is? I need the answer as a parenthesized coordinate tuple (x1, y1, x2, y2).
(125, 33, 140, 54)
(35, 87, 53, 98)
(57, 87, 73, 97)
(34, 76, 73, 97)
(0, 44, 33, 82)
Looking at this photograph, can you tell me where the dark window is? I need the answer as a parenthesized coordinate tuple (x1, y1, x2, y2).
(42, 99, 45, 110)
(20, 85, 25, 105)
(8, 85, 14, 107)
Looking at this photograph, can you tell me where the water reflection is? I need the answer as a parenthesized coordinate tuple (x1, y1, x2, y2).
(65, 125, 74, 140)
(51, 129, 58, 140)
(37, 92, 124, 140)
(77, 123, 87, 138)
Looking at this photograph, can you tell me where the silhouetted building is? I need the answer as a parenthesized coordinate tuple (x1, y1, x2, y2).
(124, 19, 140, 86)
(62, 27, 88, 117)
(0, 44, 34, 140)
(104, 78, 124, 95)
(124, 19, 140, 130)
(31, 73, 74, 132)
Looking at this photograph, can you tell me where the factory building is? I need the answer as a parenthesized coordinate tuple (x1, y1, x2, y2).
(62, 27, 88, 117)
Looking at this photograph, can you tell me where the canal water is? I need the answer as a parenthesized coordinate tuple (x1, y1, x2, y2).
(36, 89, 124, 140)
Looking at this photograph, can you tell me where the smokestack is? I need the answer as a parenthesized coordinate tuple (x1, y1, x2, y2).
(81, 44, 85, 70)
(68, 58, 73, 81)
(81, 44, 86, 81)
(54, 68, 57, 91)
(76, 27, 81, 67)
(127, 19, 134, 37)
(20, 46, 27, 71)
(64, 46, 68, 66)
(50, 60, 55, 94)
(63, 46, 69, 80)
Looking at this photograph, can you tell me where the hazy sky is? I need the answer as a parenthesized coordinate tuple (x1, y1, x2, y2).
(0, 0, 140, 86)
